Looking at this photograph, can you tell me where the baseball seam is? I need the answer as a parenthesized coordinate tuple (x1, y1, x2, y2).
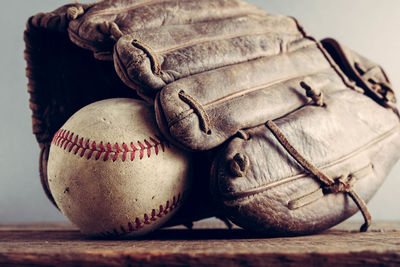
(99, 193, 184, 238)
(51, 129, 168, 162)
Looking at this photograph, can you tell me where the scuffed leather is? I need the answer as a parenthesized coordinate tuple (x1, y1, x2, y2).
(208, 37, 400, 235)
(69, 0, 264, 57)
(115, 12, 294, 95)
(155, 19, 399, 152)
(29, 0, 265, 98)
(154, 17, 354, 150)
(322, 38, 397, 109)
(211, 88, 400, 235)
(66, 0, 266, 98)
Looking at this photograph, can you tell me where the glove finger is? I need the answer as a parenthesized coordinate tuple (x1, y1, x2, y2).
(67, 0, 263, 61)
(155, 35, 344, 151)
(27, 3, 94, 33)
(155, 30, 400, 151)
(113, 13, 298, 94)
(211, 89, 400, 235)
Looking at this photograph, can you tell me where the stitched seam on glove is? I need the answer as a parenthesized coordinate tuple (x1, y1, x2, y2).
(167, 67, 335, 129)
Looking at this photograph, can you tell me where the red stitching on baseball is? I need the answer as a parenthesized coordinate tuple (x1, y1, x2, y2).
(58, 130, 64, 146)
(150, 209, 157, 221)
(68, 131, 73, 142)
(149, 137, 159, 155)
(156, 135, 167, 152)
(137, 141, 145, 159)
(144, 140, 152, 158)
(122, 143, 129, 162)
(164, 201, 170, 214)
(144, 214, 150, 224)
(74, 141, 80, 154)
(71, 135, 78, 153)
(158, 205, 164, 217)
(113, 143, 121, 162)
(63, 132, 70, 150)
(51, 129, 168, 162)
(130, 142, 138, 161)
(79, 138, 85, 157)
(135, 218, 143, 229)
(98, 193, 184, 238)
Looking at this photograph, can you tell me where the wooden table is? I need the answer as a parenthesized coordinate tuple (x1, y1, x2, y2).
(1, 220, 399, 266)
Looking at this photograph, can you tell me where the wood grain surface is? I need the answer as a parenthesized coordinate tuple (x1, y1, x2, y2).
(1, 220, 399, 266)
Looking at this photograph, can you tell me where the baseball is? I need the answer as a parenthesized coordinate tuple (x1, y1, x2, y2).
(47, 98, 192, 237)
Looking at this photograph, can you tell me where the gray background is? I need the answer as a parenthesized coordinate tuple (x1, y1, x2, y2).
(0, 0, 399, 223)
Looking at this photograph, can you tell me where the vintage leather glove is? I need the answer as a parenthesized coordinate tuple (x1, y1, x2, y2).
(24, 0, 266, 207)
(25, 0, 399, 235)
(210, 38, 400, 234)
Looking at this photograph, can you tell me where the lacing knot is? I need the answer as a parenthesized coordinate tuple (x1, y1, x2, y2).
(300, 81, 324, 107)
(324, 175, 355, 194)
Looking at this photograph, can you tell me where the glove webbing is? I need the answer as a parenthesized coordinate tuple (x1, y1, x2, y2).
(265, 119, 372, 232)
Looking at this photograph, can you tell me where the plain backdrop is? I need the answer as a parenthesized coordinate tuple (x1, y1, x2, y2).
(0, 0, 399, 223)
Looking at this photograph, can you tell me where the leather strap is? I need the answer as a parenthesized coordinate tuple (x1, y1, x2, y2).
(266, 120, 372, 232)
(178, 91, 211, 135)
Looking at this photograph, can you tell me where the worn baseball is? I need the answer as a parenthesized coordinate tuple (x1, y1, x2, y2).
(47, 98, 192, 237)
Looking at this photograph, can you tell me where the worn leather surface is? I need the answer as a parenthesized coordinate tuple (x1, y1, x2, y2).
(322, 38, 397, 112)
(65, 0, 266, 100)
(115, 11, 291, 97)
(155, 24, 398, 152)
(210, 52, 400, 234)
(212, 89, 400, 235)
(153, 15, 358, 151)
(113, 1, 266, 96)
(69, 0, 264, 58)
(26, 0, 266, 98)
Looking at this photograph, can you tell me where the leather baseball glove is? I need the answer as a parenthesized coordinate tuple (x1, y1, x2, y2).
(25, 0, 399, 234)
(208, 38, 400, 234)
(211, 74, 400, 235)
(24, 0, 267, 208)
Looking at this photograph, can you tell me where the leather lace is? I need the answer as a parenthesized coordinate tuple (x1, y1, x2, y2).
(179, 91, 211, 135)
(266, 120, 372, 232)
(131, 39, 161, 75)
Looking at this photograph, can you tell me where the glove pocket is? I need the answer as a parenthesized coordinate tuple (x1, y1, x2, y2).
(211, 89, 400, 235)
